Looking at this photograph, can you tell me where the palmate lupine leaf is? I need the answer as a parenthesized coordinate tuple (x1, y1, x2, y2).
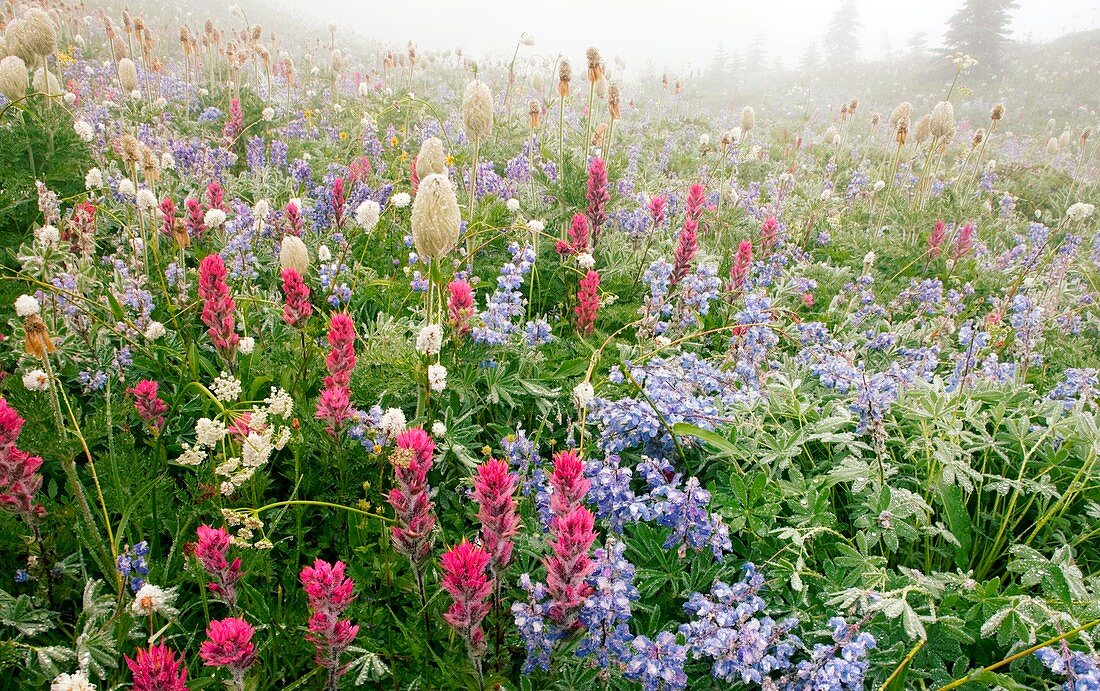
(0, 590, 53, 637)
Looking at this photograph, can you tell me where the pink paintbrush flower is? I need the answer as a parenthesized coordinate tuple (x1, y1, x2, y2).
(200, 616, 255, 688)
(198, 254, 239, 357)
(472, 458, 521, 574)
(0, 398, 45, 522)
(127, 379, 169, 434)
(195, 524, 243, 605)
(441, 541, 494, 658)
(549, 450, 589, 516)
(300, 559, 359, 677)
(648, 195, 668, 227)
(728, 240, 753, 294)
(280, 268, 313, 328)
(670, 220, 698, 286)
(928, 220, 947, 257)
(574, 270, 600, 335)
(585, 157, 610, 244)
(544, 506, 597, 629)
(448, 279, 475, 337)
(126, 643, 188, 691)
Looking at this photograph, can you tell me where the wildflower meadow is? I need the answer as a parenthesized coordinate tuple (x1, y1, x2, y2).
(0, 0, 1099, 689)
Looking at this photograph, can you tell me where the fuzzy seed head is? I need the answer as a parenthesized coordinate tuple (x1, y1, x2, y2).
(462, 79, 493, 141)
(411, 173, 461, 259)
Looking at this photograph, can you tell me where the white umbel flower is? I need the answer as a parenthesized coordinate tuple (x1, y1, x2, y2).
(196, 417, 228, 447)
(211, 372, 243, 402)
(117, 178, 136, 198)
(85, 167, 104, 189)
(391, 192, 411, 208)
(136, 188, 158, 210)
(204, 208, 227, 228)
(73, 119, 94, 142)
(506, 198, 521, 213)
(239, 336, 256, 354)
(431, 421, 447, 437)
(1066, 202, 1095, 222)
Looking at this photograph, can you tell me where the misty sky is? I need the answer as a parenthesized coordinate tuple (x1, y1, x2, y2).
(294, 0, 1099, 73)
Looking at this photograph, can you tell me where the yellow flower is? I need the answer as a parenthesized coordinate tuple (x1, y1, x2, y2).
(389, 136, 399, 147)
(339, 131, 348, 140)
(445, 155, 455, 166)
(400, 152, 408, 162)
(481, 445, 492, 456)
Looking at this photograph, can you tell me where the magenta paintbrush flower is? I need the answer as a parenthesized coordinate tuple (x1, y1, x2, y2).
(200, 616, 255, 689)
(684, 183, 706, 227)
(158, 197, 176, 238)
(585, 157, 609, 243)
(928, 220, 947, 258)
(550, 449, 590, 516)
(760, 215, 780, 251)
(441, 540, 494, 662)
(184, 197, 206, 238)
(280, 268, 313, 328)
(331, 176, 347, 230)
(670, 220, 698, 286)
(448, 279, 474, 337)
(207, 180, 227, 212)
(953, 222, 974, 262)
(300, 559, 359, 681)
(648, 194, 668, 227)
(388, 427, 438, 604)
(472, 458, 521, 574)
(315, 313, 357, 436)
(544, 506, 597, 629)
(195, 524, 243, 605)
(127, 379, 168, 434)
(728, 240, 753, 294)
(198, 254, 239, 357)
(126, 643, 188, 691)
(223, 98, 243, 144)
(0, 398, 44, 522)
(575, 270, 600, 335)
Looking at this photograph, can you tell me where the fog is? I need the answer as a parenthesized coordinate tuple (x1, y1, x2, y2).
(283, 0, 1099, 73)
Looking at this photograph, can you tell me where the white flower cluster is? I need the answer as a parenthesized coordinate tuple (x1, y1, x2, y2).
(1066, 202, 1095, 223)
(221, 507, 271, 549)
(211, 372, 243, 402)
(189, 389, 296, 496)
(379, 407, 407, 439)
(416, 323, 443, 355)
(428, 363, 448, 392)
(356, 199, 381, 231)
(51, 672, 95, 691)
